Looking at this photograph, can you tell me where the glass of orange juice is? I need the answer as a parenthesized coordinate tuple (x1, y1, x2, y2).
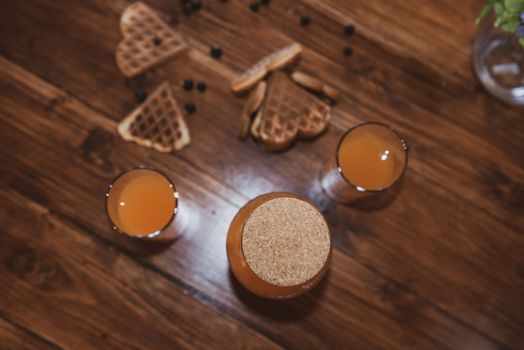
(320, 122, 408, 203)
(227, 192, 332, 299)
(105, 166, 181, 241)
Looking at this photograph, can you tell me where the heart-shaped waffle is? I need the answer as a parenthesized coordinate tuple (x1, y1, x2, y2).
(256, 72, 331, 151)
(118, 82, 190, 152)
(116, 2, 187, 77)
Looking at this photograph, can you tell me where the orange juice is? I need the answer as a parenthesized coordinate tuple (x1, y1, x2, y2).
(338, 131, 397, 190)
(321, 122, 407, 203)
(106, 168, 176, 236)
(227, 192, 332, 299)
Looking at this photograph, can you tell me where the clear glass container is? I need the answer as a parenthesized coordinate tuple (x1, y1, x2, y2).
(473, 15, 524, 106)
(226, 192, 332, 299)
(319, 122, 408, 204)
(105, 166, 183, 242)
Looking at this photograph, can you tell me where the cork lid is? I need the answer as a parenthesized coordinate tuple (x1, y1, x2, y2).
(241, 197, 331, 287)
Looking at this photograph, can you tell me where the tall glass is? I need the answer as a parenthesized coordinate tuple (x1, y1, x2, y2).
(105, 166, 183, 242)
(320, 122, 408, 203)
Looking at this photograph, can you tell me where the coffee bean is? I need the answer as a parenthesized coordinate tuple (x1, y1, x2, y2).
(182, 80, 194, 91)
(184, 102, 196, 114)
(249, 2, 260, 12)
(196, 81, 207, 93)
(344, 25, 355, 35)
(210, 45, 222, 59)
(135, 89, 147, 103)
(300, 15, 311, 27)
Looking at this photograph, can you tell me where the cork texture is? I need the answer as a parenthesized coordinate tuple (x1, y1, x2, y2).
(241, 197, 331, 287)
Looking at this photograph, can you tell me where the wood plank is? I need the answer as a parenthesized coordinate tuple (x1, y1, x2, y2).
(0, 57, 516, 349)
(0, 187, 280, 350)
(0, 55, 446, 349)
(172, 0, 524, 229)
(0, 4, 521, 346)
(302, 0, 480, 84)
(0, 0, 523, 348)
(0, 317, 59, 350)
(1, 0, 521, 234)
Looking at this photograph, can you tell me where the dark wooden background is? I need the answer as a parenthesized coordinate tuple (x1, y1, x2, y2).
(1, 0, 523, 349)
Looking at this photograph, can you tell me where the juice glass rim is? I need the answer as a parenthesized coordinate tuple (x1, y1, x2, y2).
(335, 121, 409, 193)
(105, 165, 179, 239)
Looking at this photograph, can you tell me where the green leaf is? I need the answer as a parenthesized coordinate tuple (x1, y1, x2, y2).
(494, 8, 518, 26)
(477, 2, 495, 23)
(504, 0, 524, 12)
(500, 18, 521, 32)
(519, 38, 524, 47)
(477, 0, 524, 34)
(494, 2, 505, 14)
(495, 14, 506, 26)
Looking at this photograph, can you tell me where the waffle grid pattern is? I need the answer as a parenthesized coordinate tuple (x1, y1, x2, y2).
(116, 2, 186, 77)
(260, 73, 330, 145)
(119, 82, 190, 152)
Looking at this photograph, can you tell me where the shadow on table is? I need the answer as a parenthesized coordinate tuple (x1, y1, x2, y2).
(228, 268, 330, 323)
(347, 177, 405, 212)
(110, 233, 181, 257)
(310, 173, 406, 215)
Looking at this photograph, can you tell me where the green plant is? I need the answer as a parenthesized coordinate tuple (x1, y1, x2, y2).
(477, 0, 524, 46)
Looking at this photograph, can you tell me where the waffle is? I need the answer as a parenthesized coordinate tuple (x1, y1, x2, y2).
(231, 43, 302, 93)
(240, 81, 267, 139)
(118, 82, 190, 152)
(116, 2, 187, 77)
(251, 110, 263, 139)
(291, 71, 340, 102)
(231, 64, 268, 94)
(265, 43, 302, 71)
(257, 72, 331, 151)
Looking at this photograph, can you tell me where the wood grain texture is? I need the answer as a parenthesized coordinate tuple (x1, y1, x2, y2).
(0, 0, 523, 349)
(0, 317, 59, 350)
(0, 57, 455, 350)
(0, 186, 278, 350)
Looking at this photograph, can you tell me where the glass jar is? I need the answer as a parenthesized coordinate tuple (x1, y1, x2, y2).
(227, 192, 332, 299)
(473, 15, 524, 106)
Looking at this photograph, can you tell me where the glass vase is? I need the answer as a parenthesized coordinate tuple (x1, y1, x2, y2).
(473, 15, 524, 106)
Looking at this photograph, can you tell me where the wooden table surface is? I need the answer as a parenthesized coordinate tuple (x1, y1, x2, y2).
(1, 0, 523, 349)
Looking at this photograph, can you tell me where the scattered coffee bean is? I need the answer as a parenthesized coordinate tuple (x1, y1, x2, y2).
(343, 47, 353, 56)
(196, 81, 207, 93)
(210, 45, 222, 59)
(153, 36, 162, 46)
(249, 2, 260, 12)
(191, 0, 202, 11)
(300, 15, 311, 27)
(184, 102, 196, 114)
(182, 2, 192, 15)
(135, 89, 147, 103)
(182, 79, 194, 91)
(260, 0, 270, 5)
(344, 25, 355, 35)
